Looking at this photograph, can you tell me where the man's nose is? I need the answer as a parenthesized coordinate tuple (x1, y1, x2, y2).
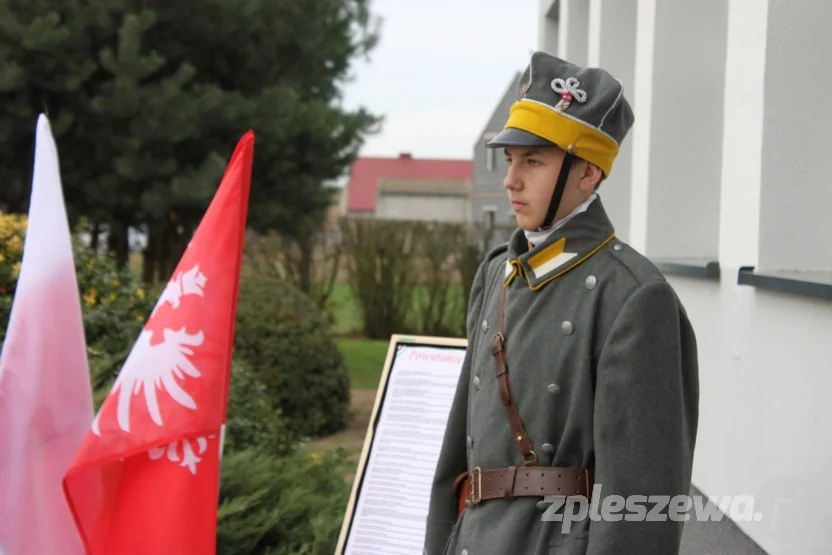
(504, 165, 521, 190)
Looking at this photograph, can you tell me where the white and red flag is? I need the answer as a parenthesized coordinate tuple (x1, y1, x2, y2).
(0, 115, 93, 555)
(63, 131, 254, 555)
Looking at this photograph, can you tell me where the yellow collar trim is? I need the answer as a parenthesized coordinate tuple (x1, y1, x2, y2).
(527, 237, 579, 279)
(504, 233, 615, 290)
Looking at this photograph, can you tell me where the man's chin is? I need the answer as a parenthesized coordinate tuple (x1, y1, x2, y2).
(516, 218, 540, 232)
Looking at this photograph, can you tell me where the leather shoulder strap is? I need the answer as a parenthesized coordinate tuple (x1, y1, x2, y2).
(492, 282, 539, 466)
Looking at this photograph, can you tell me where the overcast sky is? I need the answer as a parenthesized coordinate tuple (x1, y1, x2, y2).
(340, 0, 539, 161)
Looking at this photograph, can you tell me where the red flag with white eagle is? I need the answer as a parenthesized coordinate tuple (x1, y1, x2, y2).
(63, 131, 254, 555)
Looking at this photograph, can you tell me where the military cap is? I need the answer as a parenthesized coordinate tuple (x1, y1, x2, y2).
(487, 51, 635, 177)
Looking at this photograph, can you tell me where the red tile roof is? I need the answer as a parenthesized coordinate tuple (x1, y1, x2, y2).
(346, 153, 473, 212)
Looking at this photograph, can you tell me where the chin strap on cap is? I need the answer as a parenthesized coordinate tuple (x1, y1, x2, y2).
(541, 152, 574, 229)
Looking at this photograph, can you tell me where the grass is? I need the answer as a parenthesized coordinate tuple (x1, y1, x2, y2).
(329, 280, 467, 390)
(328, 282, 361, 335)
(326, 281, 467, 337)
(337, 337, 389, 389)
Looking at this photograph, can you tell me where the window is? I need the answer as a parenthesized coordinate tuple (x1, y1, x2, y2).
(486, 148, 496, 172)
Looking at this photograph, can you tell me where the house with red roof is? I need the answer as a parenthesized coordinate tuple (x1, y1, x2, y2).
(344, 153, 473, 222)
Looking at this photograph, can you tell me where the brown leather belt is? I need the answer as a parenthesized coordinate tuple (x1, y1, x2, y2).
(455, 466, 593, 514)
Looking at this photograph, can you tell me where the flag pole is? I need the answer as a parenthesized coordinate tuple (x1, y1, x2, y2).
(217, 423, 226, 498)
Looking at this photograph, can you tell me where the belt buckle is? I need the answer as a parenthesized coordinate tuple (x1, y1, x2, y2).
(469, 467, 482, 504)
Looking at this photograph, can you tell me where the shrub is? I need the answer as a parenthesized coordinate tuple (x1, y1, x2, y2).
(76, 262, 158, 407)
(243, 226, 343, 325)
(223, 360, 296, 459)
(454, 222, 492, 332)
(338, 217, 418, 339)
(0, 211, 26, 344)
(1, 212, 353, 553)
(73, 240, 158, 404)
(339, 216, 485, 339)
(0, 211, 25, 299)
(410, 220, 468, 337)
(217, 446, 353, 555)
(0, 212, 156, 391)
(0, 294, 10, 346)
(233, 274, 350, 439)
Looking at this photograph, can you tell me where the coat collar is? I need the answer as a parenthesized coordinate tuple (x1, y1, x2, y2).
(504, 195, 616, 290)
(523, 193, 598, 246)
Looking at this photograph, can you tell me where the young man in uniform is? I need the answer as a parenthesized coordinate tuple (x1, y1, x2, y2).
(423, 52, 700, 554)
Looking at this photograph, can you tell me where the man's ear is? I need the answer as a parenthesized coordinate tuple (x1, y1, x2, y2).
(577, 161, 603, 193)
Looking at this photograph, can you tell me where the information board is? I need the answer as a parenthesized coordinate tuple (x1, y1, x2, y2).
(334, 334, 468, 555)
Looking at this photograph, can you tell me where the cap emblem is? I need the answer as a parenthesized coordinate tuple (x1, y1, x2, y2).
(551, 77, 587, 111)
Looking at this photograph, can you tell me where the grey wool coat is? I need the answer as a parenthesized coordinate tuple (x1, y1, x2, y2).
(423, 196, 700, 555)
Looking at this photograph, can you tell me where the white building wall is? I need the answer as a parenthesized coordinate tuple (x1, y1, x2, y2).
(557, 0, 589, 67)
(538, 0, 559, 55)
(537, 0, 832, 553)
(375, 194, 469, 223)
(671, 274, 832, 554)
(719, 0, 766, 270)
(758, 0, 832, 273)
(588, 0, 637, 243)
(640, 0, 729, 260)
(629, 0, 655, 253)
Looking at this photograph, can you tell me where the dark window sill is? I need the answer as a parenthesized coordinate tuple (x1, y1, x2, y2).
(737, 267, 832, 301)
(654, 259, 721, 280)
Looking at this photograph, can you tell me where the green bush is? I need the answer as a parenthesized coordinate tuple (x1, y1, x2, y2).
(410, 220, 468, 337)
(1, 212, 354, 554)
(0, 211, 25, 300)
(0, 294, 11, 347)
(0, 212, 157, 395)
(234, 274, 351, 439)
(0, 211, 26, 345)
(220, 292, 352, 555)
(339, 216, 486, 339)
(339, 217, 418, 339)
(74, 243, 158, 406)
(454, 222, 492, 333)
(224, 360, 296, 458)
(217, 446, 353, 555)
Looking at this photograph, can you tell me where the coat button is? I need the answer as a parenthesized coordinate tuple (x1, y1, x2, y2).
(481, 320, 489, 332)
(461, 550, 469, 555)
(473, 376, 480, 389)
(542, 443, 555, 454)
(467, 436, 473, 449)
(561, 321, 573, 335)
(548, 383, 561, 395)
(537, 500, 548, 510)
(613, 243, 622, 251)
(585, 275, 597, 290)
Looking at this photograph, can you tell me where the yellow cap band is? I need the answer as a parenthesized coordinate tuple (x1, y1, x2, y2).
(503, 100, 620, 176)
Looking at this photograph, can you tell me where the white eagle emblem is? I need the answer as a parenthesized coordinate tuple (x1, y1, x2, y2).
(148, 434, 216, 475)
(91, 264, 215, 473)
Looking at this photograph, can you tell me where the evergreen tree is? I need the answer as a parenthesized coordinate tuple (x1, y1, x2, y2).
(0, 0, 383, 275)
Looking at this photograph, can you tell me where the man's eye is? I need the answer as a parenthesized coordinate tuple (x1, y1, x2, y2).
(527, 158, 540, 166)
